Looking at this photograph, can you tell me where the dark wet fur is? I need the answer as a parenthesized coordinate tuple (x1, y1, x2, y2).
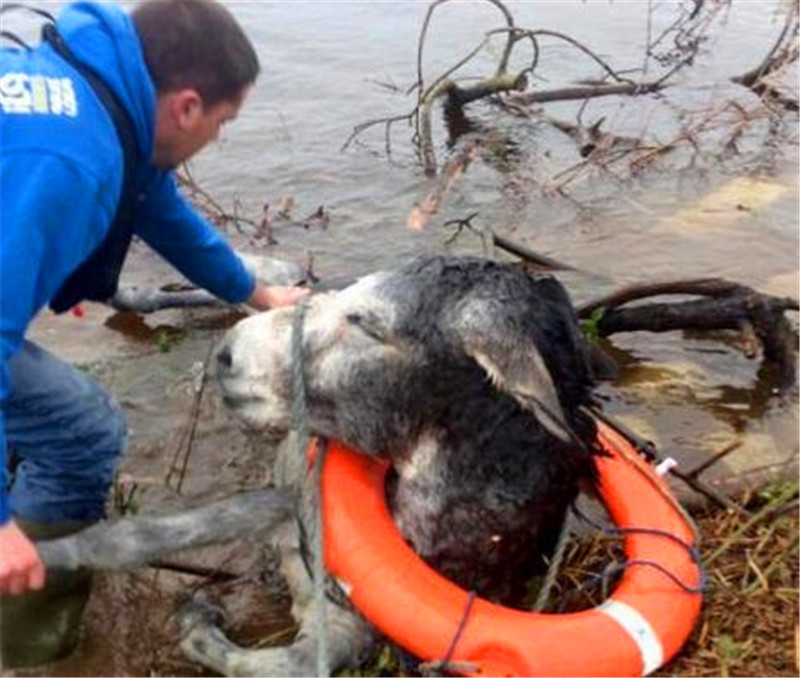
(342, 256, 599, 604)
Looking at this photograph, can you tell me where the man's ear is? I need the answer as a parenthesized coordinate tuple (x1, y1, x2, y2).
(168, 88, 203, 131)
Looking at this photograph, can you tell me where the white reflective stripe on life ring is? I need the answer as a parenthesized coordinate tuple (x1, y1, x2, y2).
(599, 600, 664, 675)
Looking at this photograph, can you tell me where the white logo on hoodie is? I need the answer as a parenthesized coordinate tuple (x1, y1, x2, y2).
(0, 73, 78, 117)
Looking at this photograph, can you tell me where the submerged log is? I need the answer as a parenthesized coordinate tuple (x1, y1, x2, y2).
(579, 279, 799, 391)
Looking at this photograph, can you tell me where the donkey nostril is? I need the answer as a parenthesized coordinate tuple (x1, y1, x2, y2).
(216, 345, 233, 371)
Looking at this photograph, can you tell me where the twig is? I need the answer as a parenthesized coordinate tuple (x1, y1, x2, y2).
(508, 80, 666, 107)
(742, 533, 799, 594)
(165, 343, 215, 494)
(443, 213, 578, 273)
(666, 438, 748, 515)
(745, 549, 770, 591)
(147, 559, 242, 582)
(706, 482, 798, 565)
(177, 165, 259, 233)
(685, 440, 744, 478)
(519, 29, 635, 85)
(407, 138, 482, 230)
(668, 469, 747, 516)
(341, 111, 415, 153)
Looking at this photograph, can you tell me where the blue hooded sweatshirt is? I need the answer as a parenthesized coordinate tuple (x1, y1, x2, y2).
(0, 1, 256, 524)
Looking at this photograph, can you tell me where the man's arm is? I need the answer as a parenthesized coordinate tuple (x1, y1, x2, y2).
(135, 172, 303, 305)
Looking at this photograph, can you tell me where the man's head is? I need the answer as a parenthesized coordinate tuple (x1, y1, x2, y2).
(132, 0, 260, 168)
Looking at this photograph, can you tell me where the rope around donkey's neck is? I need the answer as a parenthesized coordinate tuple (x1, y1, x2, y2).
(291, 298, 330, 677)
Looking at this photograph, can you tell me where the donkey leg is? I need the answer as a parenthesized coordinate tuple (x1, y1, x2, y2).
(178, 588, 374, 677)
(37, 489, 294, 571)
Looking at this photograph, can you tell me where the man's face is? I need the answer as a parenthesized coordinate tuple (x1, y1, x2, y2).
(152, 87, 248, 169)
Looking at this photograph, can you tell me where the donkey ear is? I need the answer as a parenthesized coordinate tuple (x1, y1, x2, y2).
(447, 296, 574, 443)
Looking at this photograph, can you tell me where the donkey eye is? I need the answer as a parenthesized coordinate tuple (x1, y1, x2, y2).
(346, 312, 386, 342)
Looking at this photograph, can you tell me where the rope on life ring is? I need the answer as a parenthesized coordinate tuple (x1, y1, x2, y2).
(321, 422, 703, 677)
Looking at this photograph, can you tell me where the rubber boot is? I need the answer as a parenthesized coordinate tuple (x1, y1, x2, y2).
(0, 519, 94, 670)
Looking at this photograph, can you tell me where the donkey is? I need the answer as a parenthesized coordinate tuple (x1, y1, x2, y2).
(174, 255, 600, 675)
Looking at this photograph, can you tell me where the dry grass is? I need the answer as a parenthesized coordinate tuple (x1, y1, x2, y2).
(656, 484, 799, 677)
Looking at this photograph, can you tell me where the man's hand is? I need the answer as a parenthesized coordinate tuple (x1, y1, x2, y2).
(0, 520, 45, 595)
(248, 283, 310, 312)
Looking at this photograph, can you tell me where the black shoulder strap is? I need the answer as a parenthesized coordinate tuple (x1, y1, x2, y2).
(41, 23, 139, 176)
(42, 23, 143, 313)
(0, 3, 55, 20)
(1, 3, 57, 50)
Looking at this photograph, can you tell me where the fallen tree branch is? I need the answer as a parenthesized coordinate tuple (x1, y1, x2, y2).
(347, 0, 793, 189)
(731, 1, 798, 110)
(732, 23, 799, 113)
(413, 0, 519, 173)
(109, 287, 228, 314)
(442, 212, 578, 273)
(579, 279, 799, 391)
(578, 279, 749, 316)
(669, 440, 749, 515)
(491, 231, 576, 272)
(407, 138, 482, 229)
(507, 80, 666, 107)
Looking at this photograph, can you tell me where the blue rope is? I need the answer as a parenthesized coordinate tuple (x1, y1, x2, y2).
(418, 590, 479, 676)
(571, 504, 707, 596)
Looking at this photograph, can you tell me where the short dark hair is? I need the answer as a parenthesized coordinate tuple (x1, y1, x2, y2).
(132, 0, 260, 107)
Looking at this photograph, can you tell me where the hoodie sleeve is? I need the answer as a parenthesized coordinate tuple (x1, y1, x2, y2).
(1, 151, 106, 524)
(134, 172, 256, 304)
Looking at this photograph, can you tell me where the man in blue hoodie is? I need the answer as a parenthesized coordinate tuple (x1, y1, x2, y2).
(0, 0, 308, 662)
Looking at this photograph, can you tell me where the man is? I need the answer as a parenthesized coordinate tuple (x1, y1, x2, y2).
(0, 0, 308, 664)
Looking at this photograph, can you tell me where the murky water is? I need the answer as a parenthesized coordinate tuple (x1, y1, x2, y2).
(190, 0, 800, 489)
(6, 0, 798, 675)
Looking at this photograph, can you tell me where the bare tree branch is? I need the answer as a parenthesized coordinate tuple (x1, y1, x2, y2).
(579, 280, 799, 391)
(408, 138, 482, 229)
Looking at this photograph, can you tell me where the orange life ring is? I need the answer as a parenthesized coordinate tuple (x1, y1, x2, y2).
(321, 422, 703, 677)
